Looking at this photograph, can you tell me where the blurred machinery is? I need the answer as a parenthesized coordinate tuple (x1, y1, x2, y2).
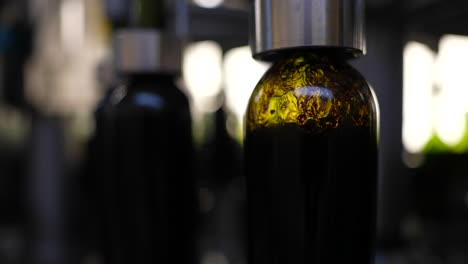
(356, 1, 468, 263)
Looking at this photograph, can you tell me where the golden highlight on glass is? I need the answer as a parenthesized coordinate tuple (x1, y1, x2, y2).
(247, 53, 375, 133)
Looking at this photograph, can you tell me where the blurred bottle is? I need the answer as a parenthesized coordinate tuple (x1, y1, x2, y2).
(82, 25, 197, 264)
(0, 2, 34, 264)
(81, 1, 197, 263)
(181, 38, 247, 264)
(195, 97, 246, 264)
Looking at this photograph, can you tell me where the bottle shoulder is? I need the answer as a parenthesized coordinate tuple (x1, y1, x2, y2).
(246, 53, 378, 133)
(118, 82, 190, 112)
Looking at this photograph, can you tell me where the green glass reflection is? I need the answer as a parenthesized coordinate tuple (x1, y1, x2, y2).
(246, 52, 377, 134)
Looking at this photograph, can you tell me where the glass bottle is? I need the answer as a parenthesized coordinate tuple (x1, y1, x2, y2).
(245, 0, 379, 263)
(93, 29, 197, 264)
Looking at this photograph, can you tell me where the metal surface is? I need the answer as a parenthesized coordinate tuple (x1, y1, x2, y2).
(113, 29, 182, 73)
(252, 0, 366, 59)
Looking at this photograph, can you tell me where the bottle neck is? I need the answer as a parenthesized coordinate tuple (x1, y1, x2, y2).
(268, 47, 356, 63)
(124, 73, 178, 91)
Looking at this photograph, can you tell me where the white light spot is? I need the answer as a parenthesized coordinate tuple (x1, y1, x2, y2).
(402, 42, 435, 153)
(60, 0, 85, 53)
(194, 0, 224, 9)
(434, 35, 468, 147)
(183, 41, 223, 113)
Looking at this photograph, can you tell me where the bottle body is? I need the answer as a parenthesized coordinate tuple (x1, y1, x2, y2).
(91, 74, 197, 263)
(245, 52, 378, 263)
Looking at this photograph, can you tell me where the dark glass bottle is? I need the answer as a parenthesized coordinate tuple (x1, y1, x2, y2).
(94, 73, 197, 263)
(244, 51, 379, 263)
